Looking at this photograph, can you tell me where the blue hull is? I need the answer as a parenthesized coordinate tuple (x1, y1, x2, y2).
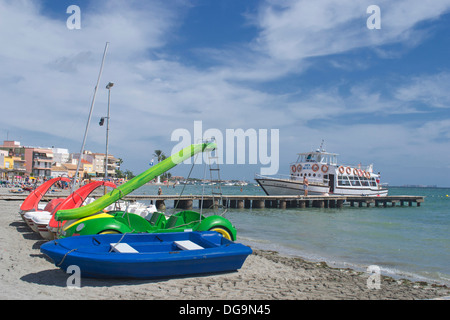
(40, 231, 252, 279)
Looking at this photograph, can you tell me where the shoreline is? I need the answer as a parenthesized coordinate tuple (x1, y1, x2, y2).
(241, 238, 450, 288)
(1, 199, 449, 300)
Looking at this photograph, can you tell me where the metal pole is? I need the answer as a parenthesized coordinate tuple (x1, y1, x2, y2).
(104, 82, 114, 196)
(72, 42, 109, 192)
(105, 86, 111, 181)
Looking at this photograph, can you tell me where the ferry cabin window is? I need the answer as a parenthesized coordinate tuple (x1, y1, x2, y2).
(330, 155, 337, 165)
(350, 176, 361, 186)
(338, 175, 350, 186)
(318, 155, 329, 164)
(306, 154, 320, 162)
(370, 178, 377, 186)
(361, 177, 369, 186)
(344, 176, 350, 186)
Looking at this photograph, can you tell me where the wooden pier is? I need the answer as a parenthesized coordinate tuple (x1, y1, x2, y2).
(136, 195, 424, 210)
(1, 193, 424, 210)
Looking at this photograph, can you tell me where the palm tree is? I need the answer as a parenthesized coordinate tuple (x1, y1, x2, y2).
(153, 150, 166, 183)
(153, 150, 166, 163)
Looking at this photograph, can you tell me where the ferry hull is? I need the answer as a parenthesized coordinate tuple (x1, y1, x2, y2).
(330, 186, 388, 197)
(256, 177, 388, 197)
(256, 178, 328, 196)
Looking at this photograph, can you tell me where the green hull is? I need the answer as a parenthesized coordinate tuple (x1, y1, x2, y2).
(56, 143, 215, 222)
(60, 210, 237, 241)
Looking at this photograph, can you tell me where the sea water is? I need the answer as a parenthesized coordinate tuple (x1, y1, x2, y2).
(133, 184, 450, 286)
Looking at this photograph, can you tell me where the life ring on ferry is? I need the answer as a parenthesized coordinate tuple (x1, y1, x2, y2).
(338, 166, 345, 174)
(297, 164, 302, 172)
(321, 165, 329, 173)
(291, 165, 297, 173)
(312, 164, 319, 172)
(365, 171, 371, 178)
(346, 167, 351, 175)
(353, 168, 359, 176)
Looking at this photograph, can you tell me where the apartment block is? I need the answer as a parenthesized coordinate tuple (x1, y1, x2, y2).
(1, 140, 120, 179)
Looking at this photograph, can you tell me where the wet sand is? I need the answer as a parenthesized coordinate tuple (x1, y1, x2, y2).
(0, 199, 448, 300)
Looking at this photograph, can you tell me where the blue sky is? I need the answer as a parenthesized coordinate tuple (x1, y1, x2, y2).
(1, 0, 450, 186)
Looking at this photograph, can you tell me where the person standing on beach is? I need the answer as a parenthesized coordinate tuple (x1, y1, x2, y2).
(303, 176, 309, 196)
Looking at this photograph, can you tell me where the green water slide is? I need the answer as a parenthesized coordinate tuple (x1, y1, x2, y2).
(56, 143, 215, 221)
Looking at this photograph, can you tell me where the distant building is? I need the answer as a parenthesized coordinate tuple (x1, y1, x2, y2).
(52, 147, 70, 164)
(81, 159, 95, 178)
(96, 153, 120, 178)
(50, 164, 69, 178)
(71, 151, 120, 177)
(0, 141, 27, 180)
(0, 150, 11, 180)
(62, 163, 78, 178)
(25, 147, 53, 177)
(1, 140, 120, 180)
(0, 140, 57, 178)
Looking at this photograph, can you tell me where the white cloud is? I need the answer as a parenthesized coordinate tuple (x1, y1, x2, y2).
(195, 0, 450, 83)
(394, 72, 450, 109)
(253, 0, 450, 62)
(0, 0, 183, 142)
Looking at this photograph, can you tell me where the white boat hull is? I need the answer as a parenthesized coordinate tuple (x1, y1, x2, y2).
(33, 214, 54, 240)
(23, 211, 41, 232)
(256, 178, 328, 195)
(329, 186, 388, 197)
(256, 177, 388, 197)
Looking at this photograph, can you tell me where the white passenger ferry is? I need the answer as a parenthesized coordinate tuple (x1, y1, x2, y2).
(255, 143, 388, 197)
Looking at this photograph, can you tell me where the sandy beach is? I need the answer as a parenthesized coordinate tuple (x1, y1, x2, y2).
(0, 198, 449, 300)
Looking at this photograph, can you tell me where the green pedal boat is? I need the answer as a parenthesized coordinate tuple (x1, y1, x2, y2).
(55, 142, 237, 240)
(59, 210, 236, 240)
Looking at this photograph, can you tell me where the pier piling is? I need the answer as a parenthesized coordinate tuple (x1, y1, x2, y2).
(156, 200, 165, 211)
(252, 199, 265, 209)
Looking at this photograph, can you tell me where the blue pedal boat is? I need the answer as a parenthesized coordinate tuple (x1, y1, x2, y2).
(40, 231, 252, 279)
